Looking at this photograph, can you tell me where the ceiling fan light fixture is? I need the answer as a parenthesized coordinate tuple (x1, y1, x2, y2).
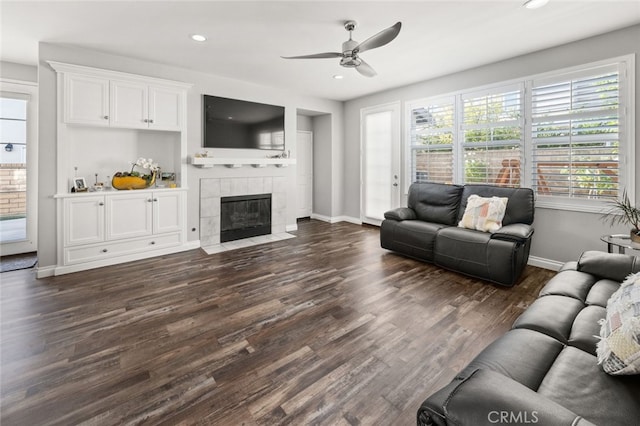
(523, 0, 549, 9)
(190, 34, 207, 42)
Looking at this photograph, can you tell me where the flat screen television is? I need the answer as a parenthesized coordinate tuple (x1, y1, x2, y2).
(203, 95, 285, 150)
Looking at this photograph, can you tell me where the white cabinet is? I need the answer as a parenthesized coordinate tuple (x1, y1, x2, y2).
(110, 80, 148, 129)
(64, 196, 105, 246)
(110, 81, 183, 131)
(64, 74, 110, 126)
(153, 191, 183, 233)
(106, 193, 153, 240)
(59, 190, 186, 270)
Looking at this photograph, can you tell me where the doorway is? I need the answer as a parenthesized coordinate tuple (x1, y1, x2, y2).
(296, 130, 313, 219)
(0, 80, 38, 256)
(361, 102, 401, 226)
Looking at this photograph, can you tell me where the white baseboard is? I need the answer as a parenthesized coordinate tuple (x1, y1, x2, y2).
(36, 265, 56, 278)
(528, 255, 564, 271)
(310, 214, 362, 225)
(286, 224, 298, 232)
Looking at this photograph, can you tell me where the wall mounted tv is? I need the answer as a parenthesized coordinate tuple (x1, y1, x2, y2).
(203, 95, 285, 150)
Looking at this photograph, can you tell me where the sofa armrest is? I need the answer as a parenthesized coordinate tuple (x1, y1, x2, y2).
(418, 369, 595, 426)
(491, 223, 533, 243)
(577, 250, 640, 282)
(383, 207, 416, 221)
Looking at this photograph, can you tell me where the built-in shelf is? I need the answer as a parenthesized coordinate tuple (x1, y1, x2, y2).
(189, 157, 296, 169)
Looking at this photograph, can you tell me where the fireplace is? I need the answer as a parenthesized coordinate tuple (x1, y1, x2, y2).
(220, 193, 272, 243)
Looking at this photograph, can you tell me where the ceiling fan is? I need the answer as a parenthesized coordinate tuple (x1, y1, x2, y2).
(281, 20, 402, 77)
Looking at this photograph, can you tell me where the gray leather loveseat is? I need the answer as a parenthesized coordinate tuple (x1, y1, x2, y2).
(380, 182, 535, 286)
(418, 251, 640, 426)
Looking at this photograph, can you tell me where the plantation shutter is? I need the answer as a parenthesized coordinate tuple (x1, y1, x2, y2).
(461, 84, 523, 187)
(531, 65, 620, 200)
(408, 97, 454, 185)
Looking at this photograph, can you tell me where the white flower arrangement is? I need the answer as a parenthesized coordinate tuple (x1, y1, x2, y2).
(113, 157, 159, 181)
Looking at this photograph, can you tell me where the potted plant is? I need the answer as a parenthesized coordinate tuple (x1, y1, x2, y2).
(602, 190, 640, 243)
(112, 157, 158, 190)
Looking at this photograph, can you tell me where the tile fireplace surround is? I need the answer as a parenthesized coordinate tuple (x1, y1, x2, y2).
(200, 176, 287, 247)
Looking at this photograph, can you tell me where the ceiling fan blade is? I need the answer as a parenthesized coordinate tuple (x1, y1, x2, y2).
(354, 22, 401, 54)
(356, 59, 377, 77)
(281, 52, 343, 59)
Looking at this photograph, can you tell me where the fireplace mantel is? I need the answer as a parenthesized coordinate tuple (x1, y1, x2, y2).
(190, 157, 296, 169)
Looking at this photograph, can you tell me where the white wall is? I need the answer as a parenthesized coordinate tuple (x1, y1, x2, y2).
(0, 61, 37, 82)
(37, 43, 343, 269)
(343, 24, 640, 265)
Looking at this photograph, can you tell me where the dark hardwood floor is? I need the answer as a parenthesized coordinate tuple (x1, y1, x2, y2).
(1, 220, 555, 425)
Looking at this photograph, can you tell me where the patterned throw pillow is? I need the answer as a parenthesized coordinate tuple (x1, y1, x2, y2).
(597, 272, 640, 375)
(458, 195, 508, 233)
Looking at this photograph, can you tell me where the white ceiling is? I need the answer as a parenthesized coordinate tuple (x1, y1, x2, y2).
(1, 1, 639, 101)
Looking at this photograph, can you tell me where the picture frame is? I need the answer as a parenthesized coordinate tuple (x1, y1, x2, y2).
(73, 177, 87, 192)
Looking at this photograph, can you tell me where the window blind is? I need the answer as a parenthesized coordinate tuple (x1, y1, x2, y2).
(408, 98, 454, 184)
(531, 65, 620, 200)
(461, 85, 523, 187)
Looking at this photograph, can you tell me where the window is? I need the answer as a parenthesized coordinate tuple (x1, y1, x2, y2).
(461, 85, 523, 187)
(407, 97, 455, 185)
(531, 65, 621, 202)
(405, 56, 633, 211)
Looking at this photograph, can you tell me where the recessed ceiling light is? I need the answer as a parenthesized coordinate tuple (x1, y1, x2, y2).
(523, 0, 549, 9)
(333, 75, 344, 80)
(191, 34, 207, 42)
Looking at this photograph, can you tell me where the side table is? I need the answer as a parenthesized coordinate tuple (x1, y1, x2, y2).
(600, 234, 640, 255)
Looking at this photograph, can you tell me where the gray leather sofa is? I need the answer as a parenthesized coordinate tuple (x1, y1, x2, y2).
(380, 183, 535, 286)
(418, 251, 640, 426)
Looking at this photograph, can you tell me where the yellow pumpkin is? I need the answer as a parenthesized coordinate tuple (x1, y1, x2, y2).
(112, 172, 156, 190)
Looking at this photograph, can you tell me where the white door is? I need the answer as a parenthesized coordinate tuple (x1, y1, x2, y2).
(361, 102, 401, 226)
(296, 131, 313, 219)
(0, 81, 38, 256)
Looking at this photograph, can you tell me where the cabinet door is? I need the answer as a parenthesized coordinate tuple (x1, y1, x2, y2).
(148, 86, 182, 131)
(65, 196, 105, 246)
(106, 193, 153, 240)
(153, 191, 182, 234)
(110, 80, 148, 129)
(64, 74, 110, 126)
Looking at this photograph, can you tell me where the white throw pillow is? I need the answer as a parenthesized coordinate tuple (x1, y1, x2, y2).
(458, 195, 508, 233)
(597, 271, 640, 375)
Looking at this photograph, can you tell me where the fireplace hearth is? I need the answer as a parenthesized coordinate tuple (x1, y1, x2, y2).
(220, 193, 272, 243)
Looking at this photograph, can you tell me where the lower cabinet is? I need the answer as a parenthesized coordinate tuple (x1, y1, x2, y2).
(61, 190, 185, 270)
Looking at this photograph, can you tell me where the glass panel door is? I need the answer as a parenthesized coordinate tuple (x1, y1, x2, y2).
(361, 102, 401, 226)
(0, 82, 37, 256)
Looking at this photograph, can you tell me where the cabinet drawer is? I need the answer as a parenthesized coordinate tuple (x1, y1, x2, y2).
(64, 233, 181, 265)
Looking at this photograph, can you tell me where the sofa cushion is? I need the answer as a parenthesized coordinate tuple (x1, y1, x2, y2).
(380, 220, 446, 262)
(458, 184, 534, 226)
(459, 328, 565, 391)
(512, 295, 585, 344)
(434, 227, 492, 277)
(408, 182, 463, 225)
(597, 272, 640, 375)
(569, 305, 607, 356)
(538, 346, 640, 426)
(458, 195, 508, 232)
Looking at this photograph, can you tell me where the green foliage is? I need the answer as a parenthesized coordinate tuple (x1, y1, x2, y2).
(465, 159, 489, 183)
(601, 190, 640, 231)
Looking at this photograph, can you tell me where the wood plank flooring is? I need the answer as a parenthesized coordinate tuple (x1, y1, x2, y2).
(0, 220, 556, 425)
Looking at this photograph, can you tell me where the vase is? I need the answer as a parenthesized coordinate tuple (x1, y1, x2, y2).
(631, 229, 640, 244)
(112, 172, 156, 190)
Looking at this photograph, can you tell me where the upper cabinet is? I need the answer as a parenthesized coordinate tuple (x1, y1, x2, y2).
(64, 73, 110, 126)
(52, 61, 189, 132)
(110, 80, 183, 131)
